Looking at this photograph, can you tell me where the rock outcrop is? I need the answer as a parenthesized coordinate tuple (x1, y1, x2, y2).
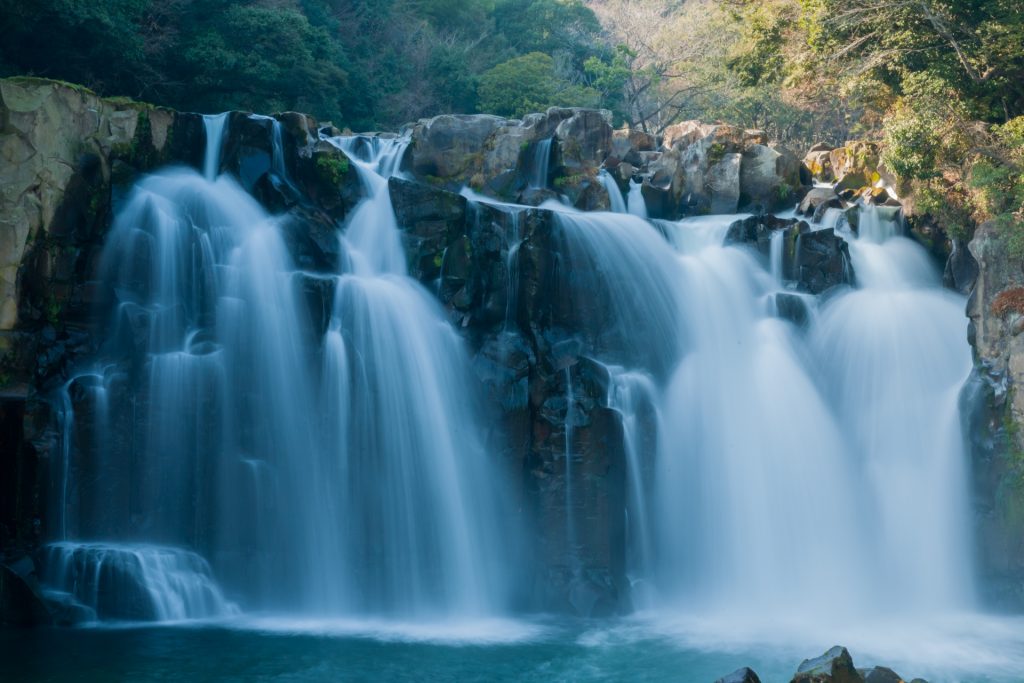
(966, 220, 1024, 603)
(725, 214, 855, 294)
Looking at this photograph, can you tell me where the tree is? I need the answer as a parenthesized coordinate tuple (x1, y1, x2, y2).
(477, 52, 599, 118)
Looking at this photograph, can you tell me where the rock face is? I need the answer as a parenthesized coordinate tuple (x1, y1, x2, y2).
(648, 121, 806, 216)
(966, 220, 1024, 603)
(405, 107, 613, 209)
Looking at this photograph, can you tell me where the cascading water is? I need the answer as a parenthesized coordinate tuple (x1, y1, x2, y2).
(202, 113, 229, 181)
(544, 203, 974, 620)
(599, 170, 627, 213)
(627, 179, 648, 219)
(527, 138, 553, 189)
(43, 124, 516, 622)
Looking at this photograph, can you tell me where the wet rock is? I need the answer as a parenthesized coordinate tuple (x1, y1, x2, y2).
(943, 238, 979, 295)
(799, 187, 841, 216)
(388, 177, 468, 283)
(792, 646, 863, 683)
(967, 221, 1024, 593)
(715, 667, 763, 683)
(795, 228, 855, 295)
(861, 667, 905, 683)
(725, 214, 802, 257)
(775, 292, 811, 327)
(0, 557, 52, 626)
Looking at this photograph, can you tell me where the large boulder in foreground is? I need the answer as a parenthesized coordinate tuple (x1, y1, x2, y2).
(792, 646, 863, 683)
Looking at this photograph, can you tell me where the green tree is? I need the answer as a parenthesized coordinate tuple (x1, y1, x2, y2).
(478, 52, 599, 118)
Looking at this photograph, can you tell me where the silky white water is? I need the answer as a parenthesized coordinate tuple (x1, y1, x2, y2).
(48, 125, 516, 621)
(548, 205, 974, 621)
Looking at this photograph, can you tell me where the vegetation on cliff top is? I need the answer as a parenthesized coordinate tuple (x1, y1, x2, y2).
(1, 0, 1022, 244)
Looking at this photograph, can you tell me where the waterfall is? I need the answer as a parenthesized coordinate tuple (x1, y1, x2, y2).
(546, 203, 974, 618)
(627, 180, 648, 219)
(599, 170, 627, 213)
(528, 138, 553, 189)
(202, 113, 229, 180)
(44, 127, 516, 621)
(769, 229, 785, 284)
(39, 543, 237, 621)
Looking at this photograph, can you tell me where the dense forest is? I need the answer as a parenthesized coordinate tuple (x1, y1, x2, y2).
(1, 0, 1022, 240)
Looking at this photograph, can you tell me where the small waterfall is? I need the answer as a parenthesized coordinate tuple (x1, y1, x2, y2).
(599, 170, 627, 213)
(325, 135, 410, 275)
(605, 366, 659, 605)
(528, 138, 553, 189)
(39, 542, 237, 621)
(248, 114, 300, 197)
(627, 180, 648, 219)
(202, 113, 229, 180)
(769, 229, 785, 284)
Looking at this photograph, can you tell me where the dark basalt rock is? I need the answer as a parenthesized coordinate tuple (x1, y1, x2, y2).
(861, 667, 906, 683)
(0, 558, 52, 626)
(715, 667, 763, 683)
(796, 228, 855, 295)
(943, 238, 979, 295)
(775, 292, 812, 327)
(792, 646, 863, 683)
(388, 177, 468, 284)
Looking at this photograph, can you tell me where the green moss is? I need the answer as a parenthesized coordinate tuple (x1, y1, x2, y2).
(4, 76, 96, 95)
(44, 292, 61, 326)
(554, 174, 583, 189)
(774, 182, 793, 202)
(315, 154, 350, 186)
(708, 142, 727, 166)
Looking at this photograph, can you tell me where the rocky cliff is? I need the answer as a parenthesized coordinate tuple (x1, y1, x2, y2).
(2, 77, 1022, 619)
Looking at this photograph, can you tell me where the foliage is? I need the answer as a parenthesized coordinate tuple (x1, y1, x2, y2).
(478, 52, 599, 118)
(0, 0, 608, 129)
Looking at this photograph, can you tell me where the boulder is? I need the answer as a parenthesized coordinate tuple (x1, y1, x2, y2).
(554, 108, 613, 171)
(792, 646, 864, 683)
(830, 141, 881, 180)
(799, 187, 841, 216)
(861, 667, 905, 683)
(804, 148, 836, 183)
(775, 292, 811, 327)
(795, 228, 855, 294)
(1, 558, 52, 626)
(715, 667, 763, 683)
(409, 114, 506, 178)
(835, 171, 871, 194)
(741, 143, 803, 212)
(706, 153, 742, 214)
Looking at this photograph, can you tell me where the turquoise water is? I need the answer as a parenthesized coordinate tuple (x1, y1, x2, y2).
(3, 614, 1024, 682)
